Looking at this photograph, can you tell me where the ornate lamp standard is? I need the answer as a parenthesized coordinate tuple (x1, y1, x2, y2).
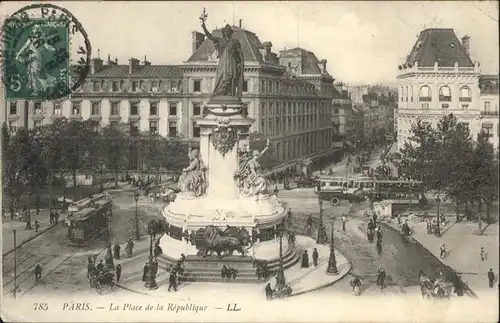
(98, 160, 104, 193)
(144, 227, 158, 290)
(105, 210, 115, 271)
(134, 190, 141, 241)
(435, 196, 441, 236)
(275, 220, 287, 291)
(26, 188, 33, 230)
(316, 197, 328, 244)
(326, 215, 339, 275)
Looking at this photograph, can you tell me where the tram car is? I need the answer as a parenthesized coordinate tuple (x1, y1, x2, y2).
(66, 194, 113, 246)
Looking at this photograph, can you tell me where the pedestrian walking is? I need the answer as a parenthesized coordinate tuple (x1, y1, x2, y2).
(34, 220, 40, 233)
(376, 226, 383, 245)
(168, 270, 178, 292)
(341, 215, 346, 232)
(126, 239, 134, 257)
(312, 248, 319, 267)
(373, 213, 378, 228)
(480, 247, 487, 261)
(287, 208, 292, 224)
(301, 250, 309, 268)
(487, 269, 495, 288)
(142, 262, 149, 281)
(116, 264, 122, 283)
(113, 243, 121, 260)
(34, 264, 42, 283)
(439, 244, 446, 259)
(376, 266, 386, 289)
(265, 283, 273, 300)
(351, 276, 362, 296)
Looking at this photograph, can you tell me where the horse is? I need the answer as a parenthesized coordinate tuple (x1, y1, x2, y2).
(202, 226, 247, 258)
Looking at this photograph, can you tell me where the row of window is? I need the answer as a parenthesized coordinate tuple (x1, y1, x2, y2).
(400, 85, 473, 102)
(259, 100, 328, 118)
(272, 130, 332, 161)
(91, 79, 181, 93)
(259, 78, 316, 96)
(9, 101, 188, 118)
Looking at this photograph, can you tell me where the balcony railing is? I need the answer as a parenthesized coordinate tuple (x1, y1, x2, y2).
(419, 97, 432, 102)
(459, 97, 472, 102)
(439, 95, 452, 102)
(480, 110, 499, 116)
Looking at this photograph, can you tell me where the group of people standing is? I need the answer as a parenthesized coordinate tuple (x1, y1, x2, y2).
(221, 265, 239, 281)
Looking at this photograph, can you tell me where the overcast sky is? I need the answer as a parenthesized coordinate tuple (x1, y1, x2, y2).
(1, 1, 498, 84)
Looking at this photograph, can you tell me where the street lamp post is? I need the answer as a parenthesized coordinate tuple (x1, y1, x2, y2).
(275, 221, 287, 291)
(105, 211, 115, 271)
(435, 196, 441, 236)
(26, 189, 33, 230)
(134, 191, 140, 241)
(316, 198, 328, 244)
(99, 160, 104, 193)
(326, 216, 339, 275)
(144, 255, 158, 290)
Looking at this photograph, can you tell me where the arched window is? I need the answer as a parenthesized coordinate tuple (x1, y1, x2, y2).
(439, 85, 452, 102)
(459, 86, 472, 102)
(419, 85, 432, 101)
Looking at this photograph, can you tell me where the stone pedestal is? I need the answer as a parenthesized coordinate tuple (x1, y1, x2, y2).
(160, 95, 290, 270)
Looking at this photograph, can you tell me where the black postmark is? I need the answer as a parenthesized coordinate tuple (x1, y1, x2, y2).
(0, 3, 92, 100)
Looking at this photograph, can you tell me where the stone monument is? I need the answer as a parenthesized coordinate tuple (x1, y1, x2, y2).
(159, 9, 297, 282)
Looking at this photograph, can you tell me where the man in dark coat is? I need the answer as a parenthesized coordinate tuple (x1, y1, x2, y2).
(488, 269, 495, 288)
(113, 243, 121, 260)
(312, 248, 319, 267)
(168, 270, 178, 292)
(376, 266, 386, 289)
(34, 264, 42, 283)
(116, 264, 122, 283)
(301, 250, 309, 268)
(372, 212, 378, 228)
(142, 262, 149, 281)
(265, 283, 273, 300)
(96, 260, 104, 272)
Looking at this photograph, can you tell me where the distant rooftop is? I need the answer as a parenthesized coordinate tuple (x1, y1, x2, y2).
(480, 74, 499, 95)
(90, 64, 183, 78)
(404, 28, 474, 68)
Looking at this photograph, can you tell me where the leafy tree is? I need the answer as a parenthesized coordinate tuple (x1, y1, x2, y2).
(99, 125, 129, 188)
(469, 131, 499, 230)
(60, 120, 98, 187)
(141, 133, 169, 178)
(398, 114, 474, 219)
(165, 135, 189, 172)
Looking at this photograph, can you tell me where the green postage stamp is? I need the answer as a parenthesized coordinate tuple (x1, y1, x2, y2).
(3, 18, 70, 100)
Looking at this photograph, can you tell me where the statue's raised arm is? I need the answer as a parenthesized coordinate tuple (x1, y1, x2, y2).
(199, 8, 216, 42)
(259, 139, 270, 157)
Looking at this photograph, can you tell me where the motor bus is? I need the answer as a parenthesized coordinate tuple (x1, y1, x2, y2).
(316, 176, 423, 206)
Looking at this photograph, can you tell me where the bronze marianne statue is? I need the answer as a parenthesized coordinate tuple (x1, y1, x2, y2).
(178, 149, 207, 197)
(200, 8, 244, 98)
(234, 139, 271, 197)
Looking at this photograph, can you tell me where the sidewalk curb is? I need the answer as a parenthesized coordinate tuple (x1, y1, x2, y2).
(3, 222, 59, 258)
(289, 253, 352, 297)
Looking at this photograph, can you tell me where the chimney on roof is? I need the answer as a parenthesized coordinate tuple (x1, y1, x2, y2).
(192, 31, 205, 55)
(90, 57, 103, 74)
(461, 35, 470, 56)
(320, 59, 327, 73)
(107, 54, 117, 65)
(239, 19, 242, 28)
(143, 55, 151, 66)
(128, 58, 140, 74)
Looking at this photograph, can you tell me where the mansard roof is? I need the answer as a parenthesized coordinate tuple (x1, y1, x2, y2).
(90, 65, 183, 78)
(404, 28, 474, 67)
(187, 26, 264, 62)
(280, 47, 329, 76)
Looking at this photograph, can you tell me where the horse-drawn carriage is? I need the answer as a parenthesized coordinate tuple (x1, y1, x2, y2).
(192, 226, 251, 258)
(89, 270, 115, 294)
(419, 271, 454, 300)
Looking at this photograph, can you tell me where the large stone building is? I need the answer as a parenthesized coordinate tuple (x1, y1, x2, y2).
(396, 28, 499, 150)
(332, 85, 355, 145)
(3, 24, 340, 171)
(349, 85, 396, 146)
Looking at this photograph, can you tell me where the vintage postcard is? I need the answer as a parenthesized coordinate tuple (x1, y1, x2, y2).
(0, 1, 498, 322)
